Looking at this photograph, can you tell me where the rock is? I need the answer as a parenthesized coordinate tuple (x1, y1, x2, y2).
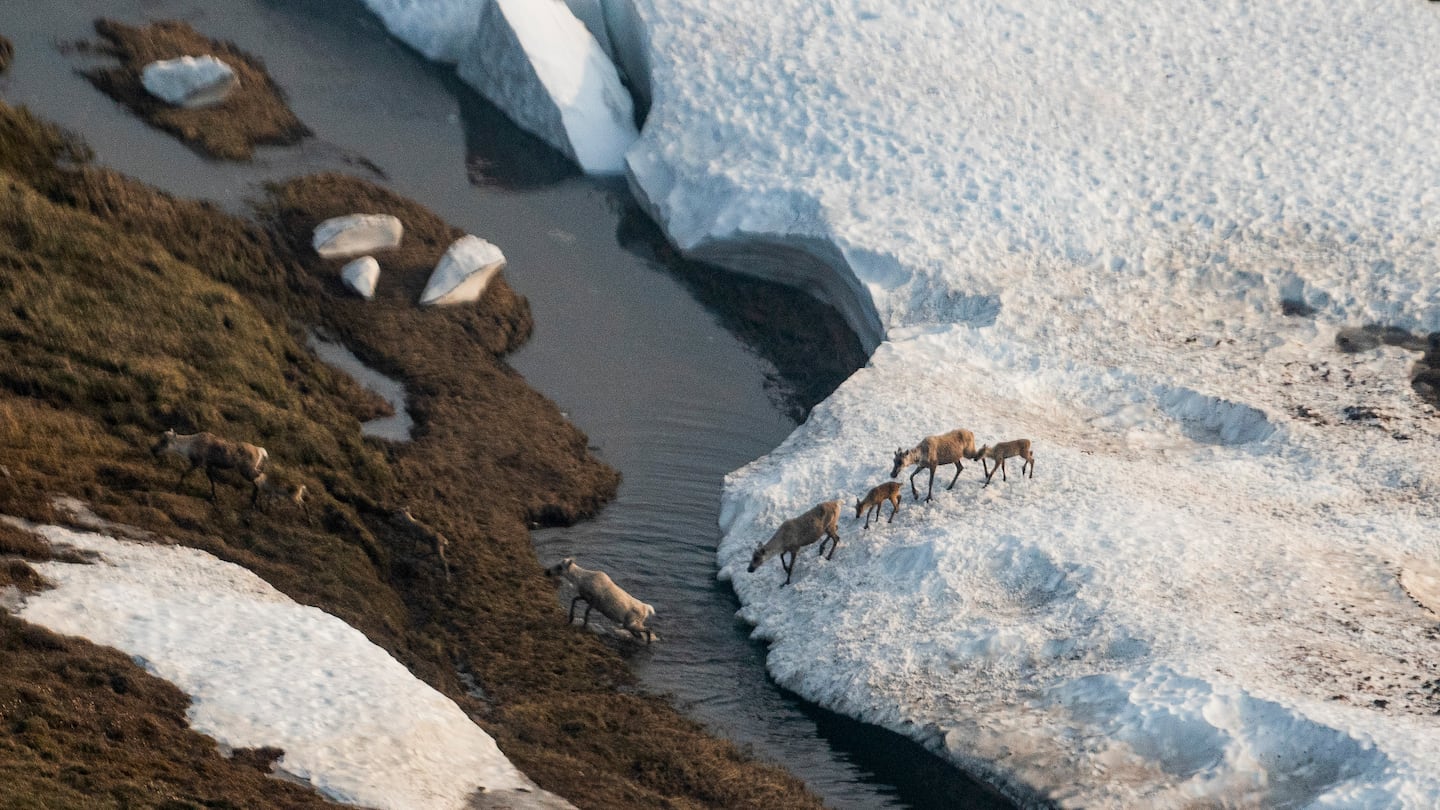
(341, 257, 380, 299)
(140, 55, 239, 109)
(456, 0, 638, 174)
(312, 214, 404, 260)
(420, 235, 506, 306)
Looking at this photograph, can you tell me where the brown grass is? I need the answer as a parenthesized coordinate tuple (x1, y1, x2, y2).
(0, 96, 823, 809)
(0, 35, 12, 73)
(0, 521, 57, 594)
(79, 19, 310, 160)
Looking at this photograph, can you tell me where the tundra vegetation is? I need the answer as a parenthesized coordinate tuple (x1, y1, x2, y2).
(79, 19, 311, 160)
(0, 92, 822, 808)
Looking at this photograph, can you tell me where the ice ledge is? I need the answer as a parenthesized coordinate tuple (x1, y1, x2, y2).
(626, 148, 886, 353)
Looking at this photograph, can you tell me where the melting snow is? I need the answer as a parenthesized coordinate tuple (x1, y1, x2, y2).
(10, 522, 561, 809)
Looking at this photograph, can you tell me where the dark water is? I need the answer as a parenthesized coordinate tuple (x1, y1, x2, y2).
(0, 2, 1012, 807)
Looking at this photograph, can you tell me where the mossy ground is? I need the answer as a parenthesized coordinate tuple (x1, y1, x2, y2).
(0, 83, 822, 810)
(79, 19, 310, 161)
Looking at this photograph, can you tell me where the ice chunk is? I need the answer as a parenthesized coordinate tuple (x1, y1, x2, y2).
(457, 0, 638, 174)
(420, 235, 505, 306)
(560, 0, 614, 58)
(341, 256, 380, 300)
(140, 56, 238, 109)
(356, 0, 485, 63)
(312, 214, 403, 260)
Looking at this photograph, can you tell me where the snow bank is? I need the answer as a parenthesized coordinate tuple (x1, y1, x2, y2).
(11, 522, 565, 810)
(457, 0, 637, 173)
(624, 0, 1440, 805)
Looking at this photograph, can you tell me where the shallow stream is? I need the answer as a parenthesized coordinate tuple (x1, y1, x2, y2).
(0, 2, 1012, 806)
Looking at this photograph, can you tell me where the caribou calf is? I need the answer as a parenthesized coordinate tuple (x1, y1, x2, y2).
(976, 439, 1035, 487)
(855, 481, 902, 529)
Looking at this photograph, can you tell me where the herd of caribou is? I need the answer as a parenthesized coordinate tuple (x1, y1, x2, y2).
(748, 428, 1034, 586)
(149, 424, 1031, 643)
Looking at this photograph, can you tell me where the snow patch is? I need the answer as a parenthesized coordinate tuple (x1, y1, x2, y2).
(341, 256, 380, 299)
(11, 522, 568, 810)
(306, 332, 413, 442)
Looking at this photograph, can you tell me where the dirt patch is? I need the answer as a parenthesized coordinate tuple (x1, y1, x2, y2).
(79, 19, 310, 160)
(1335, 324, 1440, 409)
(1412, 337, 1440, 409)
(0, 98, 822, 809)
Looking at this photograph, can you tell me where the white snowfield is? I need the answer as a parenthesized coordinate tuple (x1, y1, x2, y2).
(11, 522, 569, 810)
(365, 0, 1440, 805)
(620, 0, 1440, 806)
